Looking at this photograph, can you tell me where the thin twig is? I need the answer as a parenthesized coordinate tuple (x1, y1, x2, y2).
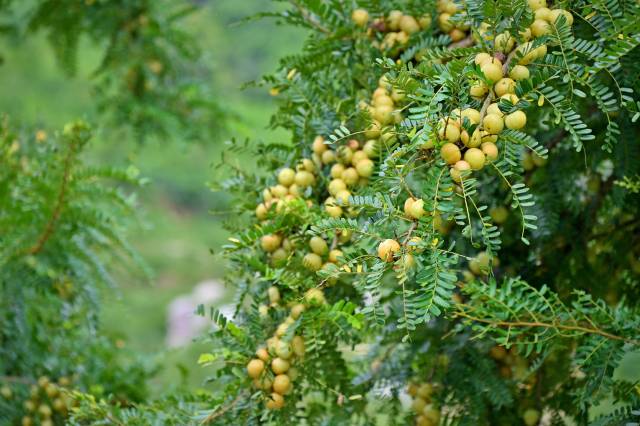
(201, 392, 245, 424)
(290, 0, 330, 34)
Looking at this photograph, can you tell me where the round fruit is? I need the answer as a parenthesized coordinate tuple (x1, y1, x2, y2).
(404, 197, 416, 217)
(487, 103, 504, 117)
(412, 396, 427, 414)
(294, 170, 315, 187)
(247, 359, 265, 379)
(312, 136, 327, 154)
(481, 59, 503, 82)
(441, 143, 461, 165)
(275, 341, 292, 359)
(523, 408, 541, 426)
(363, 140, 379, 157)
(450, 160, 471, 183)
(351, 150, 368, 165)
(378, 239, 401, 262)
(494, 78, 516, 97)
(461, 108, 481, 124)
(261, 234, 282, 252)
(22, 417, 33, 426)
(266, 392, 285, 410)
(417, 383, 434, 398)
(438, 13, 454, 32)
(419, 14, 432, 29)
(256, 347, 270, 361)
(38, 404, 52, 418)
(509, 65, 530, 81)
(462, 129, 482, 148)
(505, 110, 527, 129)
(423, 404, 441, 424)
(278, 168, 295, 186)
(253, 376, 273, 390)
(271, 184, 289, 198)
(271, 357, 290, 374)
(481, 142, 499, 161)
(399, 15, 420, 34)
(470, 81, 489, 98)
(342, 167, 359, 185)
(408, 198, 426, 219)
(303, 253, 323, 271)
(490, 206, 509, 224)
(322, 150, 336, 164)
(328, 249, 343, 263)
(351, 8, 369, 27)
(290, 303, 305, 319)
(407, 236, 424, 253)
(309, 236, 328, 256)
(438, 123, 460, 143)
(329, 178, 347, 195)
(331, 164, 345, 180)
(304, 288, 326, 304)
(474, 52, 492, 65)
(273, 374, 291, 395)
(549, 9, 573, 25)
(292, 336, 305, 357)
(0, 386, 11, 399)
(464, 148, 486, 170)
(531, 19, 551, 37)
(449, 28, 466, 42)
(268, 286, 280, 304)
(483, 113, 504, 134)
(356, 158, 374, 177)
(335, 190, 351, 205)
(495, 32, 515, 52)
(324, 197, 342, 217)
(535, 7, 551, 21)
(527, 0, 546, 10)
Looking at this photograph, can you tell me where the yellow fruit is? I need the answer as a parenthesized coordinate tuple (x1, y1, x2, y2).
(423, 404, 441, 424)
(322, 149, 336, 164)
(474, 52, 492, 66)
(495, 32, 515, 52)
(335, 190, 351, 205)
(0, 386, 12, 399)
(271, 184, 288, 198)
(268, 286, 280, 304)
(527, 0, 546, 10)
(290, 303, 305, 319)
(505, 110, 527, 129)
(441, 143, 461, 165)
(294, 170, 315, 187)
(523, 408, 541, 426)
(461, 108, 481, 124)
(438, 13, 454, 32)
(278, 168, 295, 186)
(549, 8, 573, 25)
(378, 239, 401, 262)
(356, 158, 374, 177)
(483, 113, 504, 134)
(412, 397, 427, 414)
(490, 206, 509, 224)
(438, 123, 461, 143)
(509, 65, 530, 81)
(256, 348, 270, 362)
(531, 19, 551, 37)
(487, 103, 503, 117)
(328, 249, 343, 263)
(516, 42, 538, 65)
(342, 167, 359, 185)
(419, 14, 432, 29)
(481, 142, 499, 161)
(261, 234, 282, 252)
(324, 197, 342, 217)
(374, 94, 394, 107)
(292, 335, 306, 357)
(481, 131, 498, 143)
(247, 359, 265, 378)
(464, 148, 486, 170)
(266, 392, 285, 410)
(449, 28, 466, 42)
(312, 136, 327, 154)
(273, 374, 291, 395)
(363, 140, 379, 157)
(22, 417, 33, 426)
(481, 59, 503, 82)
(253, 376, 273, 390)
(299, 158, 315, 172)
(461, 129, 482, 148)
(271, 357, 290, 374)
(329, 178, 347, 195)
(470, 81, 489, 98)
(52, 398, 66, 412)
(400, 15, 420, 34)
(535, 7, 551, 21)
(351, 8, 369, 27)
(303, 253, 323, 271)
(417, 383, 434, 398)
(520, 28, 533, 40)
(409, 199, 426, 219)
(532, 152, 547, 167)
(304, 288, 326, 305)
(387, 10, 403, 30)
(309, 236, 328, 256)
(450, 160, 471, 183)
(351, 150, 368, 165)
(494, 78, 516, 97)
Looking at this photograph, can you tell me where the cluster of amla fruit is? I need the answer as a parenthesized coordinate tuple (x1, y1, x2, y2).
(255, 146, 322, 222)
(247, 288, 327, 410)
(1, 376, 75, 426)
(436, 0, 471, 42)
(351, 8, 431, 52)
(406, 381, 441, 426)
(435, 1, 573, 184)
(302, 232, 352, 275)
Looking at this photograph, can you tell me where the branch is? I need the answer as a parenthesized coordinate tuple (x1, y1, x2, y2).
(201, 392, 245, 424)
(452, 310, 639, 345)
(289, 0, 330, 34)
(24, 137, 78, 255)
(449, 35, 474, 48)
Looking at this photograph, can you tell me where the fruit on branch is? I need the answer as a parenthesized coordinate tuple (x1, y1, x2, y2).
(378, 239, 401, 262)
(351, 8, 369, 27)
(247, 359, 265, 379)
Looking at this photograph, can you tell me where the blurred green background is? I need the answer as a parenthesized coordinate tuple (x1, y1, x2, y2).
(0, 0, 304, 395)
